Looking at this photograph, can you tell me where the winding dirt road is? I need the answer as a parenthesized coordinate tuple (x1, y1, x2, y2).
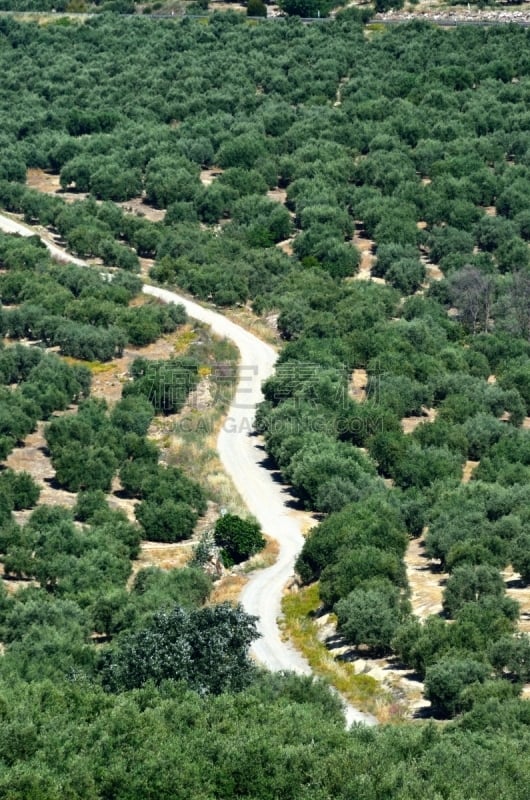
(0, 213, 377, 726)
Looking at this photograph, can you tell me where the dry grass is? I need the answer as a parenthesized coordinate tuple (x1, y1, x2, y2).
(128, 542, 195, 588)
(209, 574, 248, 604)
(173, 434, 247, 516)
(241, 535, 280, 573)
(224, 305, 281, 347)
(150, 333, 248, 517)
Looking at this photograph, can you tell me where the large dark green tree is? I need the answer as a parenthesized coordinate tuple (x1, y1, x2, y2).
(100, 602, 259, 694)
(214, 513, 265, 565)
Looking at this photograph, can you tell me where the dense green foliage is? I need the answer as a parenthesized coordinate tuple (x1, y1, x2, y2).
(214, 512, 265, 565)
(0, 469, 40, 511)
(100, 602, 259, 693)
(123, 354, 200, 414)
(0, 10, 529, 794)
(0, 672, 528, 797)
(0, 341, 90, 461)
(44, 390, 207, 537)
(0, 232, 186, 360)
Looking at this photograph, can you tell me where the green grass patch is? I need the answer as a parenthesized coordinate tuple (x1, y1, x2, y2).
(281, 583, 389, 715)
(62, 356, 115, 374)
(365, 22, 387, 34)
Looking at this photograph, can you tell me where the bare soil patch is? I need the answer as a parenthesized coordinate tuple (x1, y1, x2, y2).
(315, 612, 430, 720)
(26, 168, 166, 222)
(462, 459, 479, 484)
(27, 168, 61, 194)
(200, 168, 224, 187)
(290, 508, 321, 538)
(351, 223, 377, 281)
(0, 565, 38, 595)
(27, 167, 88, 204)
(401, 406, 437, 434)
(420, 251, 443, 282)
(276, 237, 294, 256)
(267, 187, 288, 205)
(5, 419, 78, 520)
(117, 196, 166, 223)
(349, 368, 367, 402)
(503, 566, 530, 633)
(405, 535, 445, 619)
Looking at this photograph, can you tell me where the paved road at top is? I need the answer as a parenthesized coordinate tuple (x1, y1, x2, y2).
(0, 212, 377, 726)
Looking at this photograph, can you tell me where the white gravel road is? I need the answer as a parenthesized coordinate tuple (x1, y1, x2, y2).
(0, 212, 377, 726)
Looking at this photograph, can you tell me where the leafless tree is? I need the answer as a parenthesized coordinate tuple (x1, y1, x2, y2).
(449, 266, 495, 334)
(507, 270, 530, 341)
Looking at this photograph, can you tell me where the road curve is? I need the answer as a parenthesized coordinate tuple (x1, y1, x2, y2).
(0, 213, 377, 726)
